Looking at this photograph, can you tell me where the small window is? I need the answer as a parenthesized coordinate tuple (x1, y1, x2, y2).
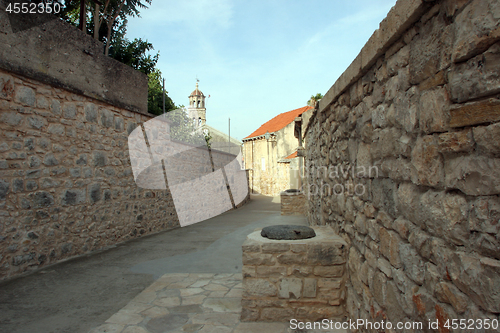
(261, 157, 266, 171)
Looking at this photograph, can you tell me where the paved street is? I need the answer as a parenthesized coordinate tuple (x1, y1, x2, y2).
(0, 195, 317, 333)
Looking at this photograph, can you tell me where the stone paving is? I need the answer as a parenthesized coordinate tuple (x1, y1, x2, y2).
(88, 273, 348, 333)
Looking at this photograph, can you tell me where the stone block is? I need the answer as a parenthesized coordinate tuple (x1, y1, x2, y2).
(317, 278, 342, 290)
(62, 102, 77, 119)
(364, 248, 377, 269)
(408, 228, 432, 260)
(451, 99, 500, 129)
(48, 124, 65, 136)
(93, 151, 107, 167)
(372, 104, 388, 129)
(392, 216, 412, 240)
(43, 153, 59, 166)
(240, 308, 259, 322)
(387, 45, 409, 76)
(303, 279, 317, 298)
(449, 42, 500, 103)
(260, 307, 294, 321)
(242, 239, 260, 253)
(371, 271, 387, 307)
(435, 282, 468, 314)
(277, 253, 306, 265)
(452, 0, 500, 63)
(256, 266, 286, 277)
(14, 86, 35, 106)
(371, 127, 402, 160)
(419, 87, 451, 134)
(101, 108, 114, 128)
(386, 281, 406, 322)
(0, 179, 9, 200)
(377, 258, 392, 278)
(356, 142, 372, 174)
(399, 243, 425, 285)
(473, 122, 500, 155)
(380, 158, 413, 182)
(447, 253, 500, 313)
(379, 228, 401, 268)
(364, 221, 378, 244)
(242, 266, 256, 278)
(27, 116, 46, 129)
(1, 111, 24, 126)
(437, 129, 474, 154)
(445, 155, 500, 195)
(261, 243, 290, 253)
(468, 196, 500, 234)
(88, 183, 101, 203)
(243, 279, 277, 297)
(409, 13, 451, 85)
(371, 178, 397, 218)
(393, 86, 419, 133)
(418, 70, 446, 91)
(354, 213, 367, 235)
(313, 265, 344, 278)
(411, 135, 444, 187)
(27, 191, 54, 209)
(242, 253, 275, 266)
(278, 278, 302, 299)
(385, 70, 410, 102)
(287, 266, 312, 277)
(61, 189, 86, 206)
(419, 190, 469, 245)
(0, 73, 15, 100)
(290, 243, 307, 253)
(84, 103, 98, 123)
(307, 244, 347, 265)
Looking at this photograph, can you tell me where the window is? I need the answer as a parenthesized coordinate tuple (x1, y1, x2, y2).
(261, 157, 266, 171)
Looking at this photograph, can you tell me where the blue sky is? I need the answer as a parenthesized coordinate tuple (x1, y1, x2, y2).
(126, 0, 397, 141)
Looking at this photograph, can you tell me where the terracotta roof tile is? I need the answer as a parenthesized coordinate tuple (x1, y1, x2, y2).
(244, 106, 312, 139)
(285, 151, 298, 159)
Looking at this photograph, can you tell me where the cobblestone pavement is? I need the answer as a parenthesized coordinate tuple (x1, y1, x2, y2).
(89, 273, 347, 333)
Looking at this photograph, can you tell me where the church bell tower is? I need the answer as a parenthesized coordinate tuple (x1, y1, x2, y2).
(188, 81, 206, 128)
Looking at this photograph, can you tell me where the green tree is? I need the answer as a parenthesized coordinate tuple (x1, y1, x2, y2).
(147, 69, 176, 116)
(307, 93, 324, 106)
(109, 37, 158, 75)
(57, 0, 151, 55)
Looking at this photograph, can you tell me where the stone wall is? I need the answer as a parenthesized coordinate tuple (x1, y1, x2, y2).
(241, 227, 348, 322)
(0, 67, 180, 281)
(304, 0, 500, 330)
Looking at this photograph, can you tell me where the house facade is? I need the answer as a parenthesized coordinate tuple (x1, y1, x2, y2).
(242, 106, 313, 196)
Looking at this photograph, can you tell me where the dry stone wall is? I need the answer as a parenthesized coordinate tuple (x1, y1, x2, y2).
(0, 68, 180, 281)
(305, 0, 500, 330)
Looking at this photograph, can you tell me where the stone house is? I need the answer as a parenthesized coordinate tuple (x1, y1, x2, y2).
(242, 106, 313, 196)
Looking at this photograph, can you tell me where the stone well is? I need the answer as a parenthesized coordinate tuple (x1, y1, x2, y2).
(280, 189, 306, 216)
(241, 226, 348, 322)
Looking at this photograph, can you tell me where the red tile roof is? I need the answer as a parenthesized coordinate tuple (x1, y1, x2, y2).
(244, 106, 313, 139)
(285, 151, 298, 159)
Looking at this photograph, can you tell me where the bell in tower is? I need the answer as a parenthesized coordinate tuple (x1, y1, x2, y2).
(187, 81, 206, 128)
